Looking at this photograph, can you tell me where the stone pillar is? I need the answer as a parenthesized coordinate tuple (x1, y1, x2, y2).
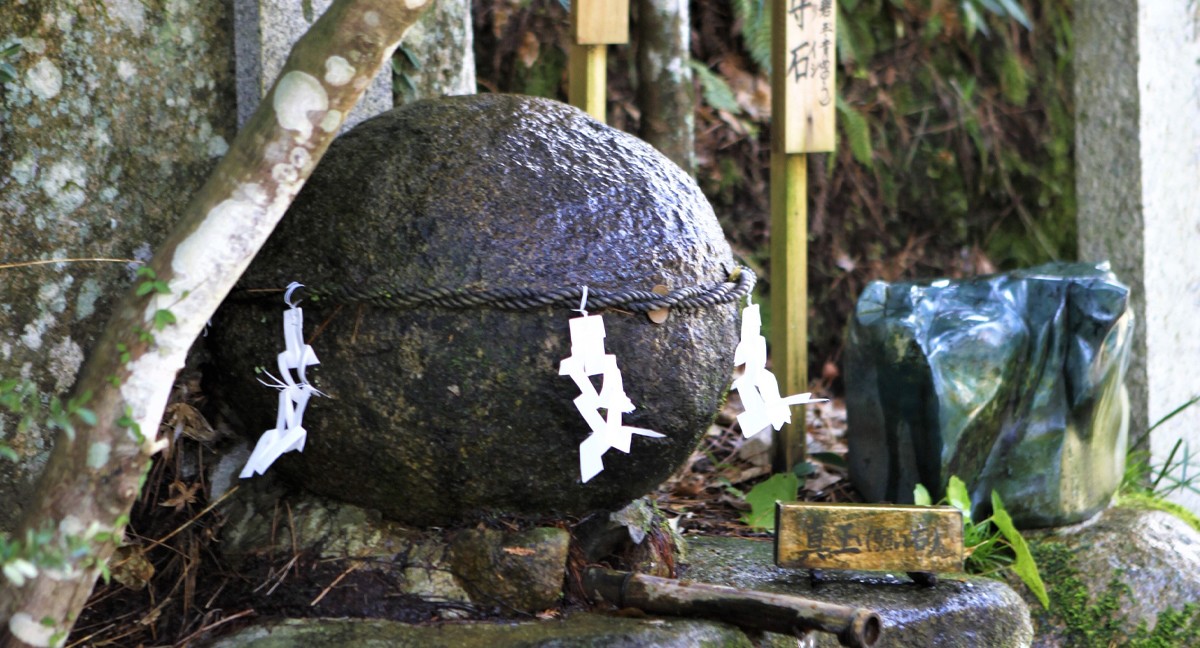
(233, 0, 393, 131)
(0, 1, 236, 531)
(1076, 1, 1200, 509)
(392, 0, 476, 106)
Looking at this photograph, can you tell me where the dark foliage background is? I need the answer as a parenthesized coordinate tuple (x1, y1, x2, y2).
(472, 0, 1075, 390)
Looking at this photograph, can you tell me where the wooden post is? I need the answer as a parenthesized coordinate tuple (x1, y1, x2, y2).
(569, 0, 630, 120)
(769, 0, 836, 472)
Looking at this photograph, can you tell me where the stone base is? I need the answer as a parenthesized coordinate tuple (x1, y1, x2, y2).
(214, 485, 1034, 648)
(219, 477, 570, 615)
(1017, 505, 1200, 646)
(203, 614, 761, 648)
(682, 536, 1033, 648)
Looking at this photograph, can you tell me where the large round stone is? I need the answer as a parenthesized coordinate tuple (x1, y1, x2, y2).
(211, 94, 739, 526)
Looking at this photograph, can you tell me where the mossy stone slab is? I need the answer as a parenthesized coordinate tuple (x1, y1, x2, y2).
(203, 613, 756, 648)
(1019, 506, 1200, 647)
(681, 535, 1033, 648)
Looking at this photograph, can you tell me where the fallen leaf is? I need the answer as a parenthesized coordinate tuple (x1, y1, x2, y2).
(517, 31, 540, 68)
(160, 480, 202, 513)
(163, 402, 217, 442)
(112, 545, 155, 591)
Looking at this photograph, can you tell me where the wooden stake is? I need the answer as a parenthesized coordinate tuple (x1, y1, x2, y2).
(569, 44, 608, 120)
(769, 153, 809, 472)
(769, 0, 836, 472)
(568, 0, 629, 121)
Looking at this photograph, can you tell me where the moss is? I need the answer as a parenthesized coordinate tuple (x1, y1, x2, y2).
(1116, 492, 1200, 536)
(1031, 541, 1200, 647)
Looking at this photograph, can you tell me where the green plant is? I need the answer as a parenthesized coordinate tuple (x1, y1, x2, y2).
(689, 60, 742, 115)
(0, 40, 21, 84)
(730, 0, 770, 72)
(1124, 395, 1200, 500)
(959, 0, 1031, 40)
(741, 472, 799, 530)
(0, 264, 178, 592)
(0, 378, 37, 461)
(915, 475, 1048, 608)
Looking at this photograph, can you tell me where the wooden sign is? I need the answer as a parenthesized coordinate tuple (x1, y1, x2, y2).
(775, 502, 964, 573)
(771, 0, 837, 152)
(573, 0, 630, 45)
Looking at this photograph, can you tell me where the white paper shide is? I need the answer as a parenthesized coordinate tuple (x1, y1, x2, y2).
(241, 282, 323, 478)
(732, 297, 826, 438)
(560, 289, 663, 483)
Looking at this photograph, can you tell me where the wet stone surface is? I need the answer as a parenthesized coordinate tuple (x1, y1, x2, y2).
(203, 613, 759, 648)
(681, 536, 1033, 648)
(210, 94, 739, 525)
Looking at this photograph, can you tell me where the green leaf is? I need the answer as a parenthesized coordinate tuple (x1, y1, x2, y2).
(995, 0, 1032, 30)
(689, 60, 741, 114)
(792, 461, 816, 478)
(913, 483, 932, 506)
(946, 475, 972, 518)
(75, 408, 97, 426)
(135, 281, 154, 296)
(741, 472, 799, 530)
(960, 0, 990, 39)
(990, 490, 1049, 608)
(810, 451, 847, 469)
(153, 309, 177, 331)
(999, 51, 1029, 106)
(836, 97, 873, 168)
(0, 445, 17, 462)
(135, 266, 156, 279)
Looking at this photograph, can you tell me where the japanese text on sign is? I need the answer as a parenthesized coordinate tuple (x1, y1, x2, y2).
(778, 0, 836, 152)
(775, 502, 965, 573)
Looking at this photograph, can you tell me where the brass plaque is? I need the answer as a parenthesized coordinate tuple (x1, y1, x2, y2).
(775, 502, 964, 573)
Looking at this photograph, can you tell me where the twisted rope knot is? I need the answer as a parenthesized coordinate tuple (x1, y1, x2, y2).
(241, 266, 755, 314)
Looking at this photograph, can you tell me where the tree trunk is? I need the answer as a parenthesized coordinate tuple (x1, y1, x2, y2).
(0, 0, 431, 645)
(635, 0, 694, 174)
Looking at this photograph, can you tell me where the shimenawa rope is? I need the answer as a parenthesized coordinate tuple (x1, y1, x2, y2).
(235, 266, 755, 314)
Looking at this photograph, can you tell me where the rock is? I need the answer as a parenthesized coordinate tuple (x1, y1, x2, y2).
(0, 1, 236, 533)
(449, 527, 569, 612)
(1018, 505, 1200, 646)
(219, 479, 569, 614)
(201, 613, 758, 648)
(845, 262, 1134, 527)
(210, 94, 739, 525)
(681, 535, 1033, 648)
(574, 498, 685, 577)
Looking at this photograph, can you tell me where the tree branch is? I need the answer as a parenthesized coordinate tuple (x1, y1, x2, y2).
(0, 1, 433, 645)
